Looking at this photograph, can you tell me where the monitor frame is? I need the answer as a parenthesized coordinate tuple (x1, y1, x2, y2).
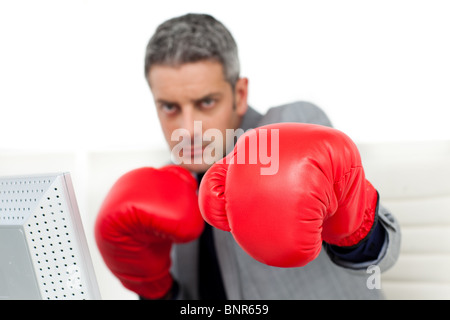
(0, 172, 101, 300)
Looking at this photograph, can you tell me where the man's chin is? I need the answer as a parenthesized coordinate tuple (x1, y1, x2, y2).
(178, 162, 213, 174)
(170, 151, 225, 174)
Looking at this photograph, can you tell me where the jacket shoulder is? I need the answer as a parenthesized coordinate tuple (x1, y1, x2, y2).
(258, 101, 333, 127)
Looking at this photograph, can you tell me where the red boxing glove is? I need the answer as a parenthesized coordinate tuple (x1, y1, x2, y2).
(95, 165, 204, 299)
(199, 123, 378, 268)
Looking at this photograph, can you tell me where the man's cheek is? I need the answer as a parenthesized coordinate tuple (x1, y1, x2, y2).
(202, 128, 224, 164)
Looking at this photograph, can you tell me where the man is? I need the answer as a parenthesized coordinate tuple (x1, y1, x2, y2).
(95, 13, 401, 300)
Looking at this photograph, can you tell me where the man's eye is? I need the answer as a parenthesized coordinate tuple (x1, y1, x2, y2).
(161, 104, 178, 114)
(200, 98, 215, 109)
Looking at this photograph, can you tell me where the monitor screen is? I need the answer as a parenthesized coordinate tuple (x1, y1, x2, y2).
(0, 172, 100, 300)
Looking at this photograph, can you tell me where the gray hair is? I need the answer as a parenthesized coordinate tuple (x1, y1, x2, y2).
(144, 13, 240, 86)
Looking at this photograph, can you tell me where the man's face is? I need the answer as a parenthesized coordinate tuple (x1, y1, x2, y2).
(147, 60, 248, 173)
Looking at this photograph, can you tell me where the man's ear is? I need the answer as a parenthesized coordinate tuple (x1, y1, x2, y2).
(234, 77, 249, 116)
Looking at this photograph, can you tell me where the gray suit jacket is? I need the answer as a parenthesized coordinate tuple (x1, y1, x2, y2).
(172, 101, 401, 300)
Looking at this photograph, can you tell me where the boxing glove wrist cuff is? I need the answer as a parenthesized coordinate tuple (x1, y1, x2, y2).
(139, 279, 179, 300)
(327, 191, 380, 249)
(326, 217, 386, 263)
(123, 271, 173, 300)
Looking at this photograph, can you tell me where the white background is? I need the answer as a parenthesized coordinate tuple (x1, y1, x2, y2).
(1, 0, 450, 152)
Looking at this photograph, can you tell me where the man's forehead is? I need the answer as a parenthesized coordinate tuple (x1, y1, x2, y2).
(148, 61, 230, 100)
(148, 61, 226, 84)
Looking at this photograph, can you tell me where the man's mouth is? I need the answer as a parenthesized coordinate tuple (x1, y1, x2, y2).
(188, 146, 206, 157)
(176, 145, 207, 158)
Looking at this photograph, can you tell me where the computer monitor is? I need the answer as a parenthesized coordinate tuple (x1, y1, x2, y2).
(0, 172, 101, 300)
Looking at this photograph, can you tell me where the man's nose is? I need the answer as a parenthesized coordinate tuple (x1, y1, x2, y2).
(180, 108, 202, 141)
(180, 108, 195, 136)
